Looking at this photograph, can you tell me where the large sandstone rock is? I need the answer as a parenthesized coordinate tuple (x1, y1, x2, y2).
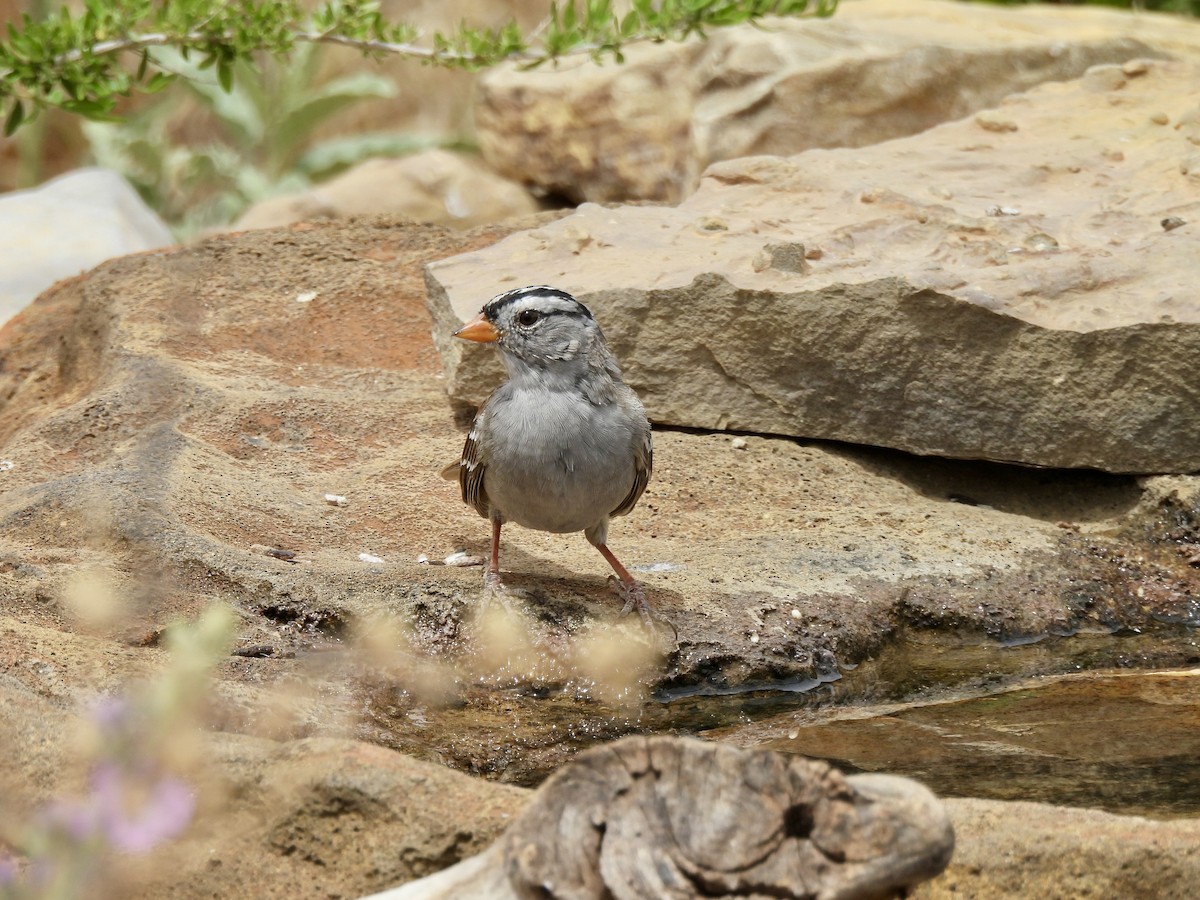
(475, 0, 1196, 203)
(429, 58, 1200, 473)
(2, 216, 1198, 740)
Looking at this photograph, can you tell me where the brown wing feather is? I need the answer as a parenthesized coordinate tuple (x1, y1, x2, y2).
(459, 413, 491, 520)
(611, 431, 652, 518)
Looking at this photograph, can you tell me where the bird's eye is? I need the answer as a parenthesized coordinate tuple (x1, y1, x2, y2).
(517, 309, 542, 327)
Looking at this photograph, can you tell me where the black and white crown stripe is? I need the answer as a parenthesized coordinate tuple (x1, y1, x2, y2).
(483, 285, 594, 321)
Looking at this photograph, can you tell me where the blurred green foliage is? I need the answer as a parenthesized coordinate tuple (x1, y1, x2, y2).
(82, 42, 444, 237)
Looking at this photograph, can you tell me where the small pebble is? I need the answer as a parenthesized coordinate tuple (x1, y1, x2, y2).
(975, 112, 1019, 133)
(790, 608, 802, 620)
(295, 291, 318, 303)
(749, 633, 760, 644)
(1024, 233, 1059, 252)
(1082, 65, 1126, 93)
(324, 493, 348, 506)
(417, 553, 430, 564)
(986, 205, 1021, 217)
(0, 460, 12, 471)
(251, 544, 300, 563)
(232, 644, 280, 658)
(359, 552, 384, 564)
(753, 242, 810, 275)
(1162, 216, 1187, 232)
(731, 437, 748, 450)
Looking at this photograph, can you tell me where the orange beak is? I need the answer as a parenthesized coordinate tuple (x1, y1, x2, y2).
(453, 312, 500, 343)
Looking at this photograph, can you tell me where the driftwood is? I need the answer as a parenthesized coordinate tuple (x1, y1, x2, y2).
(366, 735, 954, 900)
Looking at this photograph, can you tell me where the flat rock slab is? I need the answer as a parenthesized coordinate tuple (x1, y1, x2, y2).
(431, 58, 1200, 473)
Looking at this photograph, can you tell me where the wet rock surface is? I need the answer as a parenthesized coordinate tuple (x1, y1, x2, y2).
(714, 667, 1200, 819)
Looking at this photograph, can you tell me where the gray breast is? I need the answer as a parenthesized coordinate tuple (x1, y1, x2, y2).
(482, 386, 639, 534)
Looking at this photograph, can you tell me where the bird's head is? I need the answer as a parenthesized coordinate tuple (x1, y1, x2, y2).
(454, 285, 606, 374)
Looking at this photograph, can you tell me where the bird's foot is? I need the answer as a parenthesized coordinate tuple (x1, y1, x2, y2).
(483, 569, 506, 595)
(614, 578, 650, 620)
(608, 576, 675, 640)
(479, 569, 530, 612)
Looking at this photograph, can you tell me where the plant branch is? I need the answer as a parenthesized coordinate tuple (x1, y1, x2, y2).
(0, 0, 840, 135)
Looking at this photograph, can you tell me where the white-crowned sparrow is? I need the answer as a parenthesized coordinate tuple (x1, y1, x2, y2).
(449, 285, 654, 620)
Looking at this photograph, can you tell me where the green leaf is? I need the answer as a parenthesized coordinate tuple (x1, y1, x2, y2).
(144, 71, 174, 93)
(217, 58, 234, 92)
(4, 100, 23, 136)
(296, 130, 447, 179)
(272, 71, 397, 174)
(59, 97, 120, 120)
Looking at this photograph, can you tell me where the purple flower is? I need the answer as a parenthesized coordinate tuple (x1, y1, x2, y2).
(90, 764, 195, 853)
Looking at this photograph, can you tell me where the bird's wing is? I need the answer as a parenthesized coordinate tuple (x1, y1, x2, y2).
(459, 409, 491, 520)
(611, 428, 652, 518)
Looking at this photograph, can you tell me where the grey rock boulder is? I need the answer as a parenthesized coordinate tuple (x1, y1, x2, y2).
(0, 167, 174, 327)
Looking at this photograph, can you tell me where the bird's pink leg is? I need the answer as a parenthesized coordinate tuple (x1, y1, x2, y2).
(595, 543, 653, 626)
(484, 518, 505, 594)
